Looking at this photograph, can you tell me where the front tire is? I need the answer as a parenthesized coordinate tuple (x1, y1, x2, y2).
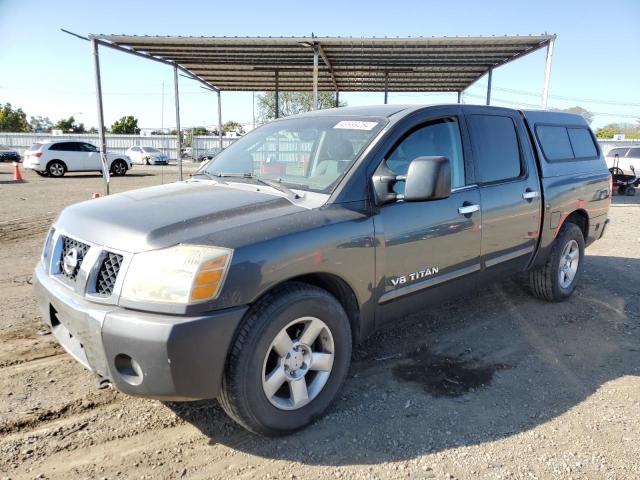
(219, 283, 352, 436)
(529, 222, 585, 301)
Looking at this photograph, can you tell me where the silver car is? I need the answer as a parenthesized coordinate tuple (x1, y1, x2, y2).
(126, 146, 169, 165)
(605, 146, 640, 176)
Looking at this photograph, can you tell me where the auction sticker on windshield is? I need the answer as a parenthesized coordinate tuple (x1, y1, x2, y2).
(333, 120, 379, 130)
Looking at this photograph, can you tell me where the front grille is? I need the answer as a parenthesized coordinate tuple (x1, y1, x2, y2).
(58, 236, 89, 281)
(95, 252, 123, 296)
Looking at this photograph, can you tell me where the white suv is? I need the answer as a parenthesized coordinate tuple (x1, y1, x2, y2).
(23, 141, 132, 178)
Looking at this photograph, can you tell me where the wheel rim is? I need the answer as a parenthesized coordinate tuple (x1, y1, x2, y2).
(50, 164, 63, 176)
(558, 239, 579, 289)
(262, 316, 335, 411)
(114, 162, 125, 175)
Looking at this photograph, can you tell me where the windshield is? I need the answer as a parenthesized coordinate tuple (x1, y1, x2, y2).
(202, 115, 386, 194)
(142, 147, 161, 153)
(28, 143, 42, 151)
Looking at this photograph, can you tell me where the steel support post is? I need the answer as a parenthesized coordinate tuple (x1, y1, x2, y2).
(457, 91, 462, 104)
(91, 38, 109, 195)
(486, 68, 493, 106)
(541, 38, 555, 110)
(384, 71, 389, 104)
(312, 44, 319, 110)
(173, 65, 182, 181)
(218, 90, 223, 150)
(335, 91, 339, 108)
(275, 70, 280, 119)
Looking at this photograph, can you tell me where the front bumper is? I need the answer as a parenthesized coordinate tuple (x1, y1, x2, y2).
(34, 263, 247, 400)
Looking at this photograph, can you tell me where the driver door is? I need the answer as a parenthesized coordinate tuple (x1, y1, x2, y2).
(80, 143, 100, 170)
(373, 108, 482, 324)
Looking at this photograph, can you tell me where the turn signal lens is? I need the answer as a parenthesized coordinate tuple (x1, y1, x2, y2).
(190, 265, 225, 302)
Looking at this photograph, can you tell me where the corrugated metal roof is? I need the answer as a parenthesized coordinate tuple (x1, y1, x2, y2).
(90, 34, 555, 92)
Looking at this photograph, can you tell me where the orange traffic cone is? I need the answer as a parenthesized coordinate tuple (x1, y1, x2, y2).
(13, 161, 23, 181)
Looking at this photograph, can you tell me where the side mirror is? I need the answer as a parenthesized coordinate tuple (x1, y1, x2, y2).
(403, 156, 451, 202)
(372, 156, 451, 204)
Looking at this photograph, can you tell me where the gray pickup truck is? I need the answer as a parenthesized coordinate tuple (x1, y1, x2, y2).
(34, 105, 611, 436)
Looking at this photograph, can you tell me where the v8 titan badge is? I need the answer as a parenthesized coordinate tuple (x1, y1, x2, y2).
(390, 266, 439, 287)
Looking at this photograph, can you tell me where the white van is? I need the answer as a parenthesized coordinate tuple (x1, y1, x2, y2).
(23, 141, 132, 177)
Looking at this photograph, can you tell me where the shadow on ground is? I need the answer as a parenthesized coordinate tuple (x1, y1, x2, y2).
(168, 255, 639, 466)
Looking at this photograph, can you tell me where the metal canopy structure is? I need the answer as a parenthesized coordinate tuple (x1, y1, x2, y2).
(66, 30, 557, 195)
(90, 34, 555, 94)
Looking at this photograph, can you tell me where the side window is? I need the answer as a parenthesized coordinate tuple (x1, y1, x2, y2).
(66, 142, 82, 152)
(567, 128, 597, 158)
(131, 146, 141, 152)
(628, 148, 640, 158)
(607, 148, 626, 157)
(81, 143, 98, 152)
(385, 117, 465, 191)
(467, 115, 522, 183)
(536, 125, 574, 161)
(49, 142, 79, 152)
(536, 125, 598, 161)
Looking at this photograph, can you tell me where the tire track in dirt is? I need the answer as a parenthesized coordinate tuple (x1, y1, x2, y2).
(0, 389, 120, 435)
(0, 212, 55, 243)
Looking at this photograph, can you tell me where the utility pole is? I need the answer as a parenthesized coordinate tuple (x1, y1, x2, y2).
(161, 82, 164, 132)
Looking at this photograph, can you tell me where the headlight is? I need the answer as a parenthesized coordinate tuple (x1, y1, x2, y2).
(121, 245, 232, 305)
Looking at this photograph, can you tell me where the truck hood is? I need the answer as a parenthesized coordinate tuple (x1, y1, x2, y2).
(54, 180, 308, 253)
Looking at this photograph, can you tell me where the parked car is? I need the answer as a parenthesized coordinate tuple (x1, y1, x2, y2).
(0, 144, 21, 162)
(23, 141, 131, 177)
(605, 146, 640, 176)
(126, 146, 169, 165)
(197, 147, 221, 163)
(34, 105, 610, 436)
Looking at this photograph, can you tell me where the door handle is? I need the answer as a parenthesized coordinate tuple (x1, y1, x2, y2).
(458, 204, 480, 215)
(522, 191, 539, 200)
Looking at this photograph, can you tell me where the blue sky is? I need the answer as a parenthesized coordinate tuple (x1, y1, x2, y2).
(1, 0, 638, 130)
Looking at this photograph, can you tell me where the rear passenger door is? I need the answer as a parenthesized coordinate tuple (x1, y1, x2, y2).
(464, 107, 542, 276)
(49, 142, 84, 171)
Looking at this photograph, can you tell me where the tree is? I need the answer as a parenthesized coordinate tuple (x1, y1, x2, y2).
(191, 126, 210, 136)
(54, 116, 86, 133)
(110, 115, 140, 134)
(557, 106, 594, 125)
(257, 91, 345, 122)
(29, 115, 53, 133)
(596, 124, 618, 139)
(596, 121, 640, 139)
(223, 120, 245, 135)
(0, 103, 31, 132)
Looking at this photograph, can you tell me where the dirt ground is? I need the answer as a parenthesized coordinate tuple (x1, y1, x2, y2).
(0, 163, 638, 480)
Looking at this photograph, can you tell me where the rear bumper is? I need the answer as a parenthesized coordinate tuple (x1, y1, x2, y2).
(34, 263, 247, 400)
(23, 158, 44, 171)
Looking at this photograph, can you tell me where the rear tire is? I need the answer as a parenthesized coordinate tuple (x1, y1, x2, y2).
(111, 159, 128, 176)
(529, 222, 585, 302)
(47, 160, 66, 178)
(625, 186, 636, 196)
(219, 282, 352, 436)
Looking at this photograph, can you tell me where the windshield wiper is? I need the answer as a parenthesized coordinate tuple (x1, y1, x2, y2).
(208, 172, 303, 199)
(190, 171, 225, 182)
